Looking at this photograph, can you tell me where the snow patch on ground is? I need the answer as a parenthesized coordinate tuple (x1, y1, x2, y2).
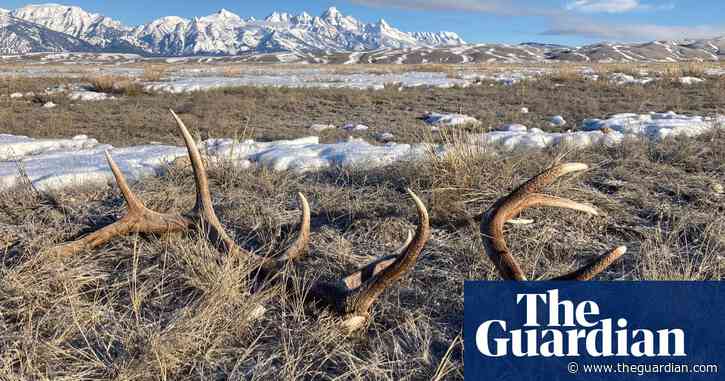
(581, 112, 721, 140)
(68, 90, 116, 101)
(0, 134, 101, 160)
(342, 123, 369, 131)
(1, 112, 721, 193)
(549, 115, 566, 126)
(204, 137, 427, 173)
(678, 76, 704, 85)
(609, 73, 654, 85)
(308, 124, 336, 132)
(423, 112, 480, 127)
(0, 144, 184, 192)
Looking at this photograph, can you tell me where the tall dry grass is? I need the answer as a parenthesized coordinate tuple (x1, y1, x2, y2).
(2, 127, 724, 379)
(142, 64, 168, 82)
(85, 75, 144, 96)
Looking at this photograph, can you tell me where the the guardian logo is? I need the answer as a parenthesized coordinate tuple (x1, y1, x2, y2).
(475, 289, 687, 358)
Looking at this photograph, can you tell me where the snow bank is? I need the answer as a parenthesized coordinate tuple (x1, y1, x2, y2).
(0, 145, 184, 192)
(1, 112, 721, 193)
(204, 137, 427, 173)
(581, 112, 721, 140)
(0, 134, 101, 160)
(470, 125, 623, 151)
(473, 112, 723, 152)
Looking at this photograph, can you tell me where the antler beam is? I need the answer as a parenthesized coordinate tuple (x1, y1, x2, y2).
(480, 163, 626, 281)
(308, 189, 430, 333)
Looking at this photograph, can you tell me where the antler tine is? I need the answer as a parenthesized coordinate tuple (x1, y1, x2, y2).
(481, 163, 624, 281)
(277, 193, 312, 263)
(169, 109, 251, 257)
(105, 150, 145, 214)
(311, 189, 429, 333)
(508, 163, 589, 202)
(49, 112, 310, 266)
(553, 246, 627, 281)
(168, 110, 310, 266)
(169, 110, 219, 218)
(349, 189, 429, 314)
(169, 109, 213, 215)
(48, 151, 190, 257)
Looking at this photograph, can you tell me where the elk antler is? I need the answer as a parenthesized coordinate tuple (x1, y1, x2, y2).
(308, 189, 430, 333)
(47, 151, 191, 257)
(481, 163, 626, 281)
(48, 110, 311, 272)
(46, 109, 432, 333)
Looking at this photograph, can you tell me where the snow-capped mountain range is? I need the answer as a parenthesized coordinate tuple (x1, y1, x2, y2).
(1, 3, 723, 62)
(0, 3, 466, 56)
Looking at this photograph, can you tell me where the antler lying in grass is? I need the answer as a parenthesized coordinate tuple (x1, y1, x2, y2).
(480, 163, 626, 281)
(47, 110, 625, 332)
(48, 109, 431, 333)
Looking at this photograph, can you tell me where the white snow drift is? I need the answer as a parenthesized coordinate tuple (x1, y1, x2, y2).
(1, 112, 721, 193)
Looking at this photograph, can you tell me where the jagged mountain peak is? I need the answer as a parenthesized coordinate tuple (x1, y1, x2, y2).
(320, 6, 359, 29)
(294, 11, 312, 24)
(212, 8, 240, 20)
(265, 11, 291, 24)
(10, 3, 129, 48)
(322, 7, 341, 18)
(198, 8, 243, 24)
(12, 3, 121, 26)
(0, 11, 99, 55)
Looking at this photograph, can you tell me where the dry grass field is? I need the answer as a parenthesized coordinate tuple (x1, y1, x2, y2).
(1, 66, 724, 380)
(2, 69, 725, 146)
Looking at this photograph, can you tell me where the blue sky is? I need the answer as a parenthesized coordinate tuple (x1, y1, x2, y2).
(2, 0, 723, 45)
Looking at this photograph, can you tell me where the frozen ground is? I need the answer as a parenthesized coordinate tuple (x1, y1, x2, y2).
(1, 112, 722, 193)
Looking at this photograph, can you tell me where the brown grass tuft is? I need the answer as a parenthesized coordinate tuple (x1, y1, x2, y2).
(142, 64, 167, 82)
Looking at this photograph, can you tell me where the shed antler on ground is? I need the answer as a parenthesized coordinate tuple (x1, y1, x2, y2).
(48, 109, 431, 333)
(480, 163, 626, 281)
(47, 110, 625, 332)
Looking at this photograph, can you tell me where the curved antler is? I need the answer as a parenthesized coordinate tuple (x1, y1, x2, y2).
(49, 110, 311, 269)
(480, 163, 625, 281)
(169, 110, 310, 269)
(309, 189, 431, 333)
